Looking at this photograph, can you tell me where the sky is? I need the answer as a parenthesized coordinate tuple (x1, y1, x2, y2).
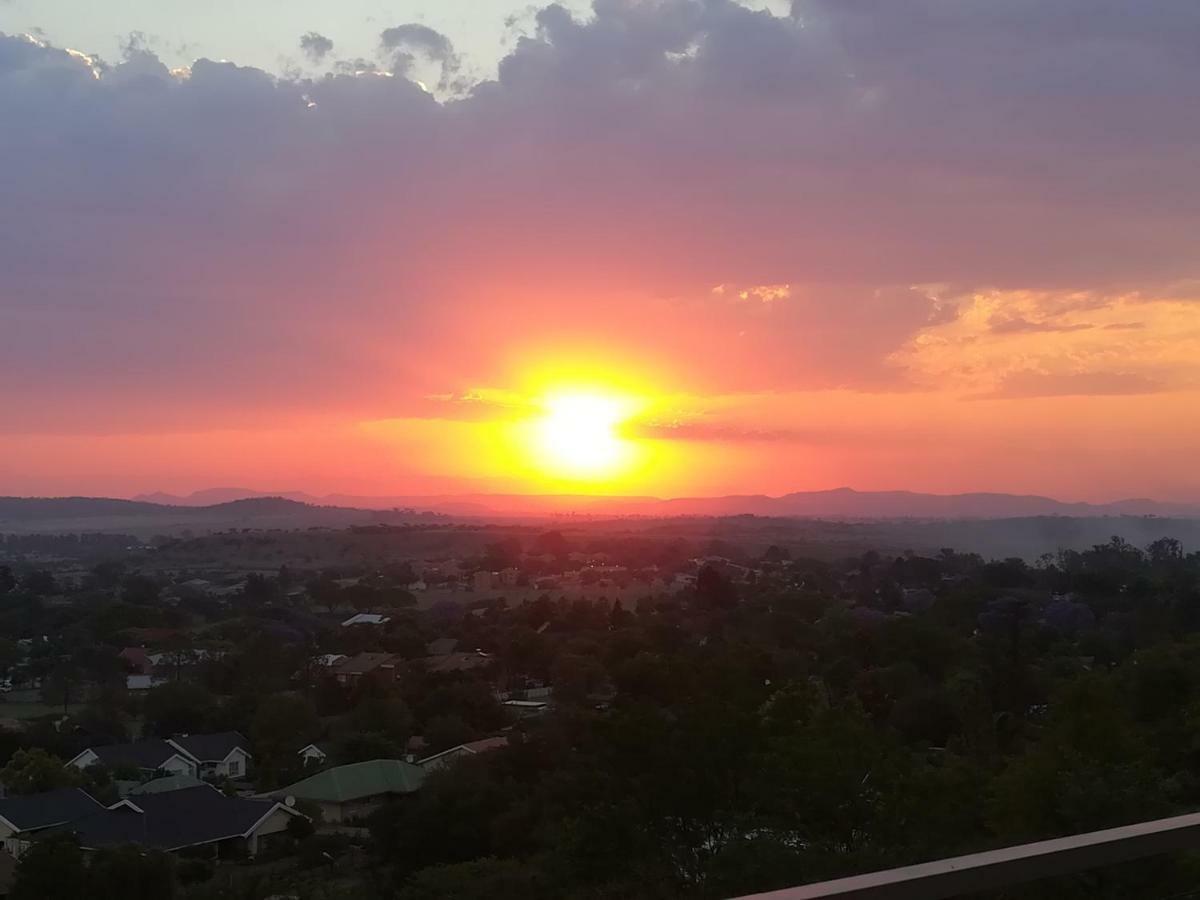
(1, 0, 1199, 502)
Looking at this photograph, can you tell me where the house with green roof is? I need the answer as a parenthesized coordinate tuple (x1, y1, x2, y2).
(263, 759, 425, 823)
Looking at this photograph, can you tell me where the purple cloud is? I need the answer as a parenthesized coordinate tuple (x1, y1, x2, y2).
(1, 1, 1199, 435)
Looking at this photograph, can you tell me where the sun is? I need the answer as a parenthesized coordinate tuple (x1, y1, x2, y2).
(532, 392, 633, 481)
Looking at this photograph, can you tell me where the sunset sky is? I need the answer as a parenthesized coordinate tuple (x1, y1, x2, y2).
(2, 1, 1199, 502)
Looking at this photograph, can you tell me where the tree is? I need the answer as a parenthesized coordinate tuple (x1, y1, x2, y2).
(143, 682, 218, 736)
(0, 565, 15, 594)
(0, 749, 84, 794)
(339, 731, 402, 764)
(21, 570, 57, 596)
(11, 835, 87, 900)
(251, 693, 319, 768)
(395, 857, 552, 900)
(424, 714, 476, 754)
(87, 845, 175, 900)
(696, 565, 738, 610)
(40, 660, 83, 714)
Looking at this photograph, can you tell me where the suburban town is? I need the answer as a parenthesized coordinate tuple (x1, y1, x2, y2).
(0, 517, 1198, 897)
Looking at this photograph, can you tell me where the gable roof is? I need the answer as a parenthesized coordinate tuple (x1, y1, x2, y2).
(333, 652, 398, 676)
(271, 759, 424, 804)
(169, 732, 250, 763)
(417, 736, 508, 767)
(341, 613, 390, 627)
(74, 739, 190, 771)
(51, 785, 292, 851)
(128, 773, 206, 796)
(426, 637, 459, 656)
(424, 651, 492, 674)
(0, 788, 103, 833)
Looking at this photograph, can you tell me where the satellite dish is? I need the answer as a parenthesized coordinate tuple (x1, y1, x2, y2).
(285, 795, 296, 807)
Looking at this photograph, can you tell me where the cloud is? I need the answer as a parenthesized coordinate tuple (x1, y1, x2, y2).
(982, 371, 1168, 399)
(2, 0, 1200, 440)
(300, 32, 334, 64)
(988, 316, 1094, 335)
(379, 23, 461, 89)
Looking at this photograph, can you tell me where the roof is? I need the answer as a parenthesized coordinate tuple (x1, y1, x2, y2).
(0, 788, 103, 832)
(52, 785, 290, 852)
(77, 739, 188, 771)
(341, 613, 390, 627)
(424, 651, 492, 674)
(128, 773, 206, 795)
(334, 652, 399, 676)
(271, 759, 425, 804)
(426, 637, 459, 656)
(118, 647, 152, 673)
(170, 731, 250, 763)
(417, 736, 508, 767)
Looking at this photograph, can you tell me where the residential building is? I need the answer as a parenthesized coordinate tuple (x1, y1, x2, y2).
(341, 613, 390, 627)
(47, 785, 299, 858)
(417, 737, 508, 772)
(425, 637, 459, 656)
(0, 788, 104, 857)
(297, 744, 327, 767)
(69, 739, 197, 779)
(332, 652, 401, 686)
(424, 651, 492, 675)
(69, 731, 251, 781)
(264, 758, 425, 823)
(127, 774, 205, 796)
(170, 732, 252, 779)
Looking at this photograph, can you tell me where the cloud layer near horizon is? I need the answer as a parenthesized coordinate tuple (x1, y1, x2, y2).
(2, 0, 1200, 498)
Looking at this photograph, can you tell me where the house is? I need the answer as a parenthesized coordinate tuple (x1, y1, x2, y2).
(125, 674, 167, 692)
(424, 651, 492, 675)
(503, 699, 548, 718)
(297, 744, 327, 767)
(127, 773, 206, 796)
(332, 652, 401, 686)
(170, 732, 252, 779)
(417, 736, 508, 772)
(425, 637, 459, 657)
(69, 739, 198, 779)
(341, 613, 390, 627)
(46, 785, 299, 858)
(69, 732, 251, 781)
(118, 647, 153, 675)
(0, 788, 104, 857)
(264, 758, 425, 823)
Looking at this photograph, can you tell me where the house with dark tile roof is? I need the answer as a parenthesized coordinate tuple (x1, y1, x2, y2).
(332, 652, 401, 686)
(69, 731, 252, 781)
(45, 785, 299, 858)
(0, 788, 104, 857)
(169, 732, 252, 779)
(417, 736, 509, 772)
(68, 739, 197, 779)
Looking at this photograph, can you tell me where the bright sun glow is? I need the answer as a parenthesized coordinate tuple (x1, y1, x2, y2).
(532, 392, 634, 481)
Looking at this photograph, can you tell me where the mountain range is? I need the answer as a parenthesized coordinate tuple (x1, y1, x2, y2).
(127, 487, 1200, 519)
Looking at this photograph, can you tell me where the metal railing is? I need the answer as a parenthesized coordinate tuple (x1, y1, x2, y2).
(733, 812, 1200, 899)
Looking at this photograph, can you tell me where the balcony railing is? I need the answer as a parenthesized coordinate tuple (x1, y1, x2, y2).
(732, 812, 1200, 899)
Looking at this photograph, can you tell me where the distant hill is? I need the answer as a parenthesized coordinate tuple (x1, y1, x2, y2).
(115, 485, 1200, 520)
(0, 495, 412, 535)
